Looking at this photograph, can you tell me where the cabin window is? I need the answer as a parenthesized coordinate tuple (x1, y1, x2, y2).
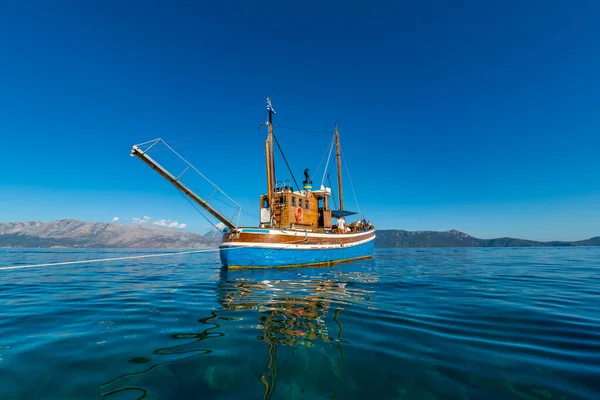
(292, 197, 296, 206)
(299, 198, 303, 208)
(305, 201, 309, 209)
(263, 198, 269, 208)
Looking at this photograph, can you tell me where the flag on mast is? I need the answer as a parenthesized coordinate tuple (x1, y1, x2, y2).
(266, 98, 276, 114)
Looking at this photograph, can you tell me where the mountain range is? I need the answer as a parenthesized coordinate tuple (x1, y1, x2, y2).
(0, 219, 219, 249)
(0, 220, 598, 249)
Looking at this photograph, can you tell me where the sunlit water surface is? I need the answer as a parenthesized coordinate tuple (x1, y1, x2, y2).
(0, 248, 599, 399)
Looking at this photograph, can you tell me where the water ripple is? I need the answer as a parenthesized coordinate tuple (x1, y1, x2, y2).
(0, 247, 599, 399)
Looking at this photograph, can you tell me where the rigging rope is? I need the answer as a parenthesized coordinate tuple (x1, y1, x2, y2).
(272, 132, 301, 192)
(206, 195, 259, 222)
(275, 125, 331, 135)
(179, 187, 260, 230)
(313, 134, 334, 182)
(138, 138, 253, 227)
(340, 147, 364, 219)
(176, 187, 224, 232)
(327, 174, 338, 210)
(320, 134, 336, 188)
(159, 139, 241, 208)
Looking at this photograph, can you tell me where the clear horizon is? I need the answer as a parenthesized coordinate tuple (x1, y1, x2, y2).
(1, 217, 598, 243)
(1, 2, 599, 242)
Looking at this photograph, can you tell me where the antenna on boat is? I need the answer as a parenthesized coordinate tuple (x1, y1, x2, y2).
(334, 123, 344, 210)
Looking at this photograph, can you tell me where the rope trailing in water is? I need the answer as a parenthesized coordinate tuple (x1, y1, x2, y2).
(0, 248, 219, 271)
(0, 237, 311, 272)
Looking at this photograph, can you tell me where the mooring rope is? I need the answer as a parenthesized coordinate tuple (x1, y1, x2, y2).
(0, 248, 220, 271)
(0, 236, 312, 272)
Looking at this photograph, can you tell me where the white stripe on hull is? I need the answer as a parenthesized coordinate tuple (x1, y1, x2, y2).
(236, 228, 375, 239)
(219, 234, 376, 250)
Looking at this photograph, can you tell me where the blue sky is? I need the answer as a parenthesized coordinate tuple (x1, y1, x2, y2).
(1, 1, 599, 241)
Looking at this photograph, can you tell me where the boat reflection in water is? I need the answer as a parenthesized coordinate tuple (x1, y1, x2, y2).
(222, 275, 348, 345)
(101, 262, 377, 400)
(217, 265, 377, 399)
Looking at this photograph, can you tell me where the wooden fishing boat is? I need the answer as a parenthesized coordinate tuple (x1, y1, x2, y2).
(131, 98, 375, 268)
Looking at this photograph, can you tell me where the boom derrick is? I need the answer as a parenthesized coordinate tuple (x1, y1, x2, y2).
(130, 140, 239, 231)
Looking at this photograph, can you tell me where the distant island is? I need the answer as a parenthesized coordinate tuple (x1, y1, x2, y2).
(0, 219, 598, 249)
(376, 229, 600, 248)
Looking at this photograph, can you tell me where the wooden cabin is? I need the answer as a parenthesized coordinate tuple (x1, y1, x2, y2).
(260, 185, 333, 231)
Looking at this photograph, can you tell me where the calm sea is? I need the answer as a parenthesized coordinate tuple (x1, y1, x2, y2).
(0, 248, 599, 400)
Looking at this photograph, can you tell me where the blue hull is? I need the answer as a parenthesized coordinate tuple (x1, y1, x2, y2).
(220, 239, 375, 268)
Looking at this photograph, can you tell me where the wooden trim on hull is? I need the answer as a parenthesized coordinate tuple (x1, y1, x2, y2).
(221, 229, 376, 246)
(219, 235, 375, 250)
(227, 255, 372, 270)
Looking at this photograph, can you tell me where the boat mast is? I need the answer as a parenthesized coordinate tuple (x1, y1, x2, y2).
(266, 98, 276, 223)
(334, 124, 344, 210)
(265, 140, 272, 199)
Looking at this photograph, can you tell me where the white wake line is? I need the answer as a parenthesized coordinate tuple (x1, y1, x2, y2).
(0, 248, 221, 272)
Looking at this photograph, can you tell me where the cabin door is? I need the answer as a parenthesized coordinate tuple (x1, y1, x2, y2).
(260, 198, 271, 224)
(317, 198, 324, 227)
